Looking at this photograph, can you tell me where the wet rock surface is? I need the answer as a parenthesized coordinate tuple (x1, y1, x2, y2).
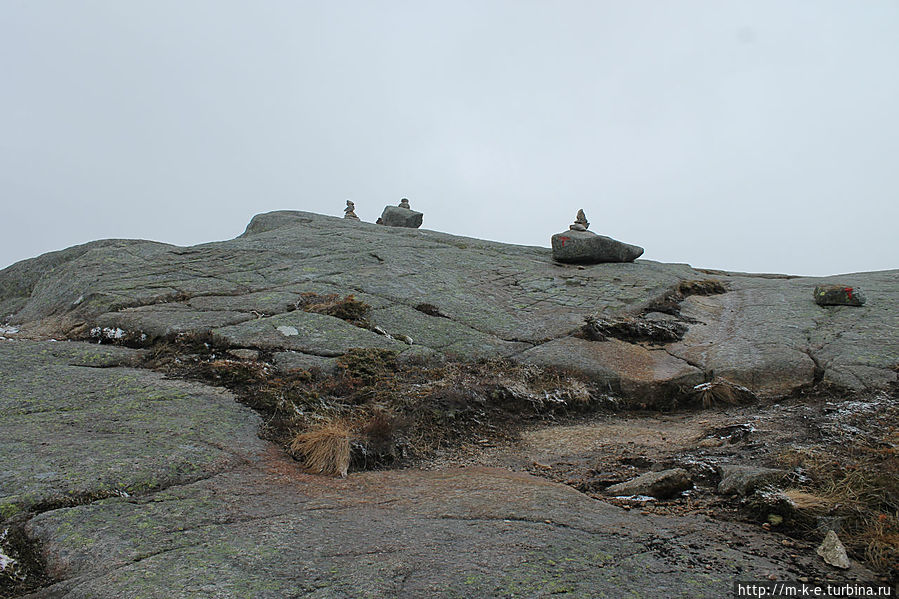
(1, 340, 872, 598)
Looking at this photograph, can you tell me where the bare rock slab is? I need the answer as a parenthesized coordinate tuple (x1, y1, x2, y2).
(516, 337, 703, 400)
(551, 229, 644, 263)
(379, 205, 423, 228)
(0, 341, 265, 519)
(605, 468, 692, 499)
(24, 462, 826, 598)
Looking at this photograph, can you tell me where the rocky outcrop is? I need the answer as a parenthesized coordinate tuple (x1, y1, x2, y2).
(1, 210, 896, 397)
(1, 212, 894, 596)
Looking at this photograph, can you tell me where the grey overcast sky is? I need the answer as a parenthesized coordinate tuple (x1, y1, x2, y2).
(2, 1, 897, 276)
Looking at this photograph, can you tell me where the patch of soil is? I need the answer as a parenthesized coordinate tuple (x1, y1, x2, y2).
(0, 522, 50, 598)
(432, 390, 899, 583)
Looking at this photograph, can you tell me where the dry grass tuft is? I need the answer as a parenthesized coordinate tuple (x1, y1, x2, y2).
(336, 348, 398, 382)
(677, 279, 727, 296)
(691, 378, 756, 408)
(777, 435, 899, 574)
(295, 292, 371, 325)
(782, 489, 835, 512)
(582, 314, 687, 344)
(414, 303, 447, 318)
(290, 420, 354, 477)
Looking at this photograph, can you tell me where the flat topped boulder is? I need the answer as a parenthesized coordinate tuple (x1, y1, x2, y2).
(551, 229, 644, 263)
(551, 209, 644, 264)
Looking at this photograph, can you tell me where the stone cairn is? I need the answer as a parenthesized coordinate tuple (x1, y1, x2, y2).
(399, 198, 411, 209)
(570, 209, 589, 231)
(344, 200, 360, 220)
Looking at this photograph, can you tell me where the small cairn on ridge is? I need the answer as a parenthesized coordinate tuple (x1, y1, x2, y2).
(570, 209, 589, 231)
(379, 197, 423, 228)
(343, 200, 360, 220)
(551, 209, 644, 264)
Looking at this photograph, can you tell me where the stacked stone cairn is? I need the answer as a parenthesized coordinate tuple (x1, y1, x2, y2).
(343, 200, 360, 220)
(551, 209, 644, 264)
(379, 198, 423, 228)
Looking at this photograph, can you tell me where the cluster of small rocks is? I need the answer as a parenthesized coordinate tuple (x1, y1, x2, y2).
(341, 198, 423, 229)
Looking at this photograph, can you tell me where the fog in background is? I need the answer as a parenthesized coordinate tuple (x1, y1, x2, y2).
(2, 1, 897, 276)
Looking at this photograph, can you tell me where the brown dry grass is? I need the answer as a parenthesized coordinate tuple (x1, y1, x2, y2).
(691, 378, 756, 409)
(778, 436, 899, 574)
(782, 489, 835, 512)
(290, 420, 355, 477)
(677, 279, 726, 296)
(295, 292, 371, 325)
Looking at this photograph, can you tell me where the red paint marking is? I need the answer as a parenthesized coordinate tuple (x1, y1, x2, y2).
(559, 236, 570, 247)
(844, 287, 853, 300)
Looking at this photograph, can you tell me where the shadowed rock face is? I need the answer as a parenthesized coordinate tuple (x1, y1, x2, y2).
(1, 210, 896, 397)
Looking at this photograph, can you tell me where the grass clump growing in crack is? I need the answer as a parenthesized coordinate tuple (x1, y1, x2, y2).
(336, 348, 398, 382)
(145, 344, 605, 477)
(646, 278, 727, 317)
(676, 279, 726, 297)
(295, 292, 371, 327)
(290, 419, 354, 477)
(690, 378, 756, 409)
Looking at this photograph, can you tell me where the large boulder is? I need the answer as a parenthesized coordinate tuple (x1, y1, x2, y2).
(814, 284, 866, 307)
(551, 229, 644, 263)
(379, 206, 423, 228)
